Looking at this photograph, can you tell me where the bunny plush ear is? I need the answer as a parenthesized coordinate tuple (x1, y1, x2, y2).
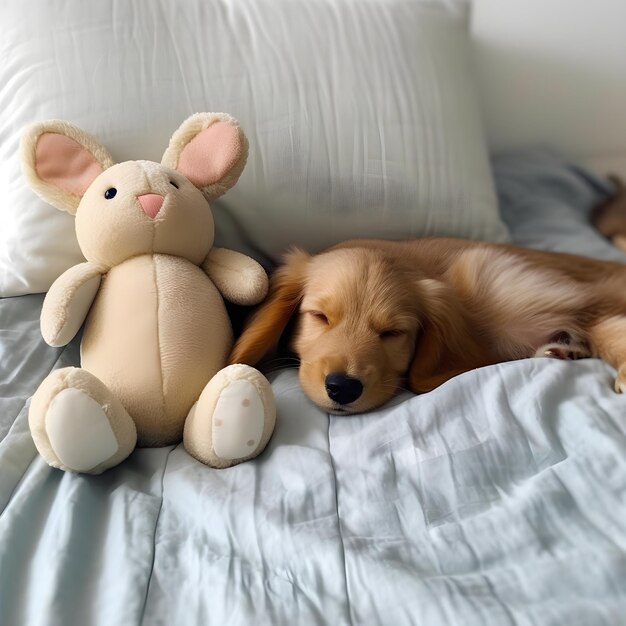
(161, 113, 249, 201)
(21, 120, 116, 215)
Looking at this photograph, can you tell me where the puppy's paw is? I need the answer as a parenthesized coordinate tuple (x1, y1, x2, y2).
(536, 343, 590, 361)
(614, 366, 626, 394)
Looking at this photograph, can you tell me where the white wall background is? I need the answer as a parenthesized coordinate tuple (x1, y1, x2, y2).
(471, 0, 626, 176)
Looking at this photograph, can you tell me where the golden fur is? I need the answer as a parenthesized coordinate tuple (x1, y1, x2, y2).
(592, 175, 626, 252)
(229, 238, 626, 414)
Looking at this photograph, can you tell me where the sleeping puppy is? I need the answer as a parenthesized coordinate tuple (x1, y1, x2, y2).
(229, 238, 626, 414)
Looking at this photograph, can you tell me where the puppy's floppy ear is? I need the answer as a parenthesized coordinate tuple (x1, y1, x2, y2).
(229, 248, 310, 366)
(162, 112, 248, 201)
(408, 279, 494, 393)
(21, 120, 115, 215)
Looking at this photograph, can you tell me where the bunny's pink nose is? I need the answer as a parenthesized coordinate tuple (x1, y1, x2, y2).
(137, 193, 164, 219)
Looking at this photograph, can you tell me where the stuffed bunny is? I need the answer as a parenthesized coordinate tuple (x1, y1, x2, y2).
(21, 113, 276, 474)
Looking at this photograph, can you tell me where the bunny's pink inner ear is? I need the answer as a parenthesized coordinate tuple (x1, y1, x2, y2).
(35, 133, 105, 196)
(177, 122, 243, 188)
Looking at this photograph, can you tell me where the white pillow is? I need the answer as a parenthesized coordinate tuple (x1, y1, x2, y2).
(0, 0, 506, 296)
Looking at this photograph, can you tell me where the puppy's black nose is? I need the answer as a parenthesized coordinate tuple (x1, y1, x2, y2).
(325, 373, 363, 405)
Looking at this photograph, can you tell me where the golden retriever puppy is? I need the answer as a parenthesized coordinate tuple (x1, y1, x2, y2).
(229, 238, 626, 414)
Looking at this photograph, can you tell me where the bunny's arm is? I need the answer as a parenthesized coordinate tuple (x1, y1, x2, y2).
(202, 248, 268, 305)
(41, 262, 105, 347)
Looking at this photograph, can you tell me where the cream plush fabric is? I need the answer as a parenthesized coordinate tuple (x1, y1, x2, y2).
(0, 0, 506, 296)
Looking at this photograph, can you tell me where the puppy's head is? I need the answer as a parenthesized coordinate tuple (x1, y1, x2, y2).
(230, 247, 423, 414)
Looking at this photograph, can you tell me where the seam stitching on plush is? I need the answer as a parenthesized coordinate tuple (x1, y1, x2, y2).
(152, 254, 166, 423)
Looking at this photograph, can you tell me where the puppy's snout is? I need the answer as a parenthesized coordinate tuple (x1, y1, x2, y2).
(325, 373, 363, 405)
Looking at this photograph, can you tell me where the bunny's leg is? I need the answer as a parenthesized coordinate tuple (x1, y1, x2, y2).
(29, 367, 137, 474)
(183, 364, 276, 468)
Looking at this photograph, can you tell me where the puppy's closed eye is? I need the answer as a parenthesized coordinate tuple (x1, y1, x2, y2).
(306, 310, 329, 325)
(378, 329, 405, 339)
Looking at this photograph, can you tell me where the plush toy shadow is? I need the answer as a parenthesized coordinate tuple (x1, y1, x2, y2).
(22, 113, 275, 473)
(592, 175, 626, 253)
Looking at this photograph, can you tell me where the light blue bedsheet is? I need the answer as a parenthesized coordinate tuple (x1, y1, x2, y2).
(1, 151, 625, 625)
(494, 148, 625, 260)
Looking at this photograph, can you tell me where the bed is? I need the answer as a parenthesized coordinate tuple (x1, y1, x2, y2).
(1, 1, 626, 625)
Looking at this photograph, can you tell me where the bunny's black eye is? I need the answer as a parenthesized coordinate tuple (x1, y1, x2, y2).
(104, 188, 117, 200)
(170, 181, 179, 189)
